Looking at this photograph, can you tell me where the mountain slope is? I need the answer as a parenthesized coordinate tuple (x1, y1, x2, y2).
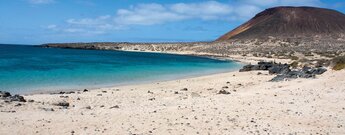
(216, 6, 345, 41)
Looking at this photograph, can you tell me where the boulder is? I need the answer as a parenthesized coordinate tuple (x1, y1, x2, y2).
(10, 95, 26, 102)
(0, 91, 11, 98)
(268, 64, 291, 74)
(218, 90, 231, 94)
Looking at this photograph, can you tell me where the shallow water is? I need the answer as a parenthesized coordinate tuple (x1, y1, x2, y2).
(0, 44, 242, 94)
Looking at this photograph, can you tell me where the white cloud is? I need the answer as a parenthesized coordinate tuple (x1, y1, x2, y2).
(28, 0, 55, 4)
(170, 1, 233, 20)
(46, 0, 324, 35)
(46, 24, 57, 29)
(115, 3, 187, 25)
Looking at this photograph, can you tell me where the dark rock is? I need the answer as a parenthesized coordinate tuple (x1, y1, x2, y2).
(268, 64, 290, 74)
(65, 91, 75, 94)
(239, 64, 254, 72)
(303, 67, 327, 75)
(42, 108, 55, 111)
(28, 99, 34, 102)
(15, 103, 22, 107)
(240, 62, 327, 82)
(270, 69, 316, 82)
(54, 101, 69, 107)
(83, 89, 89, 92)
(1, 110, 16, 113)
(239, 62, 276, 72)
(181, 88, 188, 91)
(109, 105, 119, 109)
(60, 95, 68, 98)
(149, 98, 155, 101)
(85, 106, 91, 109)
(0, 91, 11, 98)
(174, 91, 179, 94)
(97, 94, 102, 96)
(218, 90, 231, 95)
(222, 86, 229, 89)
(270, 75, 287, 82)
(10, 95, 26, 102)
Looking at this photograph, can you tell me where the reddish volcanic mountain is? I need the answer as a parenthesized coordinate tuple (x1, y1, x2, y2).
(216, 6, 345, 41)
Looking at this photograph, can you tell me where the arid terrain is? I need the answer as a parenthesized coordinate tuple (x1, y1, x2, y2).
(2, 6, 345, 135)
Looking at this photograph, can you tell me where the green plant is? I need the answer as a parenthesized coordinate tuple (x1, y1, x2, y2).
(332, 56, 345, 70)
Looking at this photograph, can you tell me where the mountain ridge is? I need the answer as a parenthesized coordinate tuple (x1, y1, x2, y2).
(216, 6, 345, 41)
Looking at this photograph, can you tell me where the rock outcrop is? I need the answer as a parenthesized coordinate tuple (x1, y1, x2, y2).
(239, 62, 327, 81)
(0, 91, 26, 102)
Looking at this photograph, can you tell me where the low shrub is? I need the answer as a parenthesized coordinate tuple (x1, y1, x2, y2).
(289, 56, 299, 60)
(332, 56, 345, 70)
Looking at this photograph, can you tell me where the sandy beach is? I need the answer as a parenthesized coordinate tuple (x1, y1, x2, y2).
(1, 56, 344, 135)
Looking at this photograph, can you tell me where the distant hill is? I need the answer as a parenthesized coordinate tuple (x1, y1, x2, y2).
(216, 6, 345, 41)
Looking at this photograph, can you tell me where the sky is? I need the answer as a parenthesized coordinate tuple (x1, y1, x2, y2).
(0, 0, 344, 45)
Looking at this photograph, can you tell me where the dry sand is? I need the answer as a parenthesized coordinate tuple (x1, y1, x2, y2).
(1, 58, 345, 135)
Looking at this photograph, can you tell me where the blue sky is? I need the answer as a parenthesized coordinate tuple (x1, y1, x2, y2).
(0, 0, 344, 44)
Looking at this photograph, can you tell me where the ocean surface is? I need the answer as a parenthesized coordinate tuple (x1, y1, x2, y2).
(0, 44, 242, 94)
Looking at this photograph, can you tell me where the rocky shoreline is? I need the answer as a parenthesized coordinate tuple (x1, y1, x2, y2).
(239, 61, 327, 81)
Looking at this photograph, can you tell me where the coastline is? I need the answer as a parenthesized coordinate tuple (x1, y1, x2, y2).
(21, 49, 246, 95)
(23, 48, 287, 95)
(1, 50, 344, 134)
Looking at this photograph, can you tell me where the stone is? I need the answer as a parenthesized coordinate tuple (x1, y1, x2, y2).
(0, 91, 11, 98)
(268, 64, 290, 74)
(54, 101, 69, 107)
(218, 90, 231, 95)
(65, 91, 75, 94)
(239, 61, 327, 82)
(85, 106, 91, 109)
(42, 108, 55, 111)
(110, 105, 119, 109)
(83, 89, 89, 92)
(10, 95, 26, 102)
(181, 88, 188, 91)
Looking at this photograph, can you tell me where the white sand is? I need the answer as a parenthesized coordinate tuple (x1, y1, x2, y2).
(1, 59, 345, 135)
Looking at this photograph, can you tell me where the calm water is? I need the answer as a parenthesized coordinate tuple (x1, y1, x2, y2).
(0, 44, 241, 94)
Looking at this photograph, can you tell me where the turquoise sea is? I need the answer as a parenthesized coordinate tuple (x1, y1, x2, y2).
(0, 44, 242, 94)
